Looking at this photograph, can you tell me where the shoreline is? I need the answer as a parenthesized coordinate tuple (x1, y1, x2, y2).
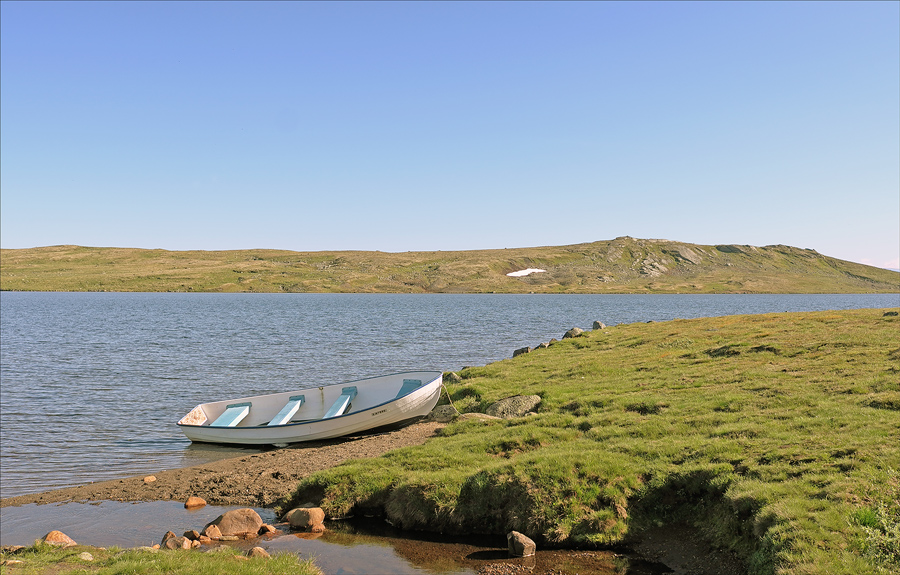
(1, 421, 446, 510)
(1, 419, 745, 574)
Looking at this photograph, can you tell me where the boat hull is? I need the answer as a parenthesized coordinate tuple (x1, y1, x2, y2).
(177, 371, 443, 446)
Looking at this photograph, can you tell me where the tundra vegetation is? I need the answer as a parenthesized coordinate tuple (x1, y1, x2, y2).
(0, 542, 320, 575)
(286, 309, 900, 575)
(2, 237, 898, 293)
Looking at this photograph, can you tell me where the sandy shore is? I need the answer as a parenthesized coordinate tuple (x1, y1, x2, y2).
(1, 421, 445, 511)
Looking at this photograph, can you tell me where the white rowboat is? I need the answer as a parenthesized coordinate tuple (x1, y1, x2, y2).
(177, 371, 443, 446)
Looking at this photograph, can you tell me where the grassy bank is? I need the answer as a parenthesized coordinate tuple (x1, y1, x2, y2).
(0, 543, 320, 575)
(2, 238, 898, 293)
(286, 308, 900, 574)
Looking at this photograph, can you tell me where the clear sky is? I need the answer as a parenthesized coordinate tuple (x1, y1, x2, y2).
(2, 1, 898, 269)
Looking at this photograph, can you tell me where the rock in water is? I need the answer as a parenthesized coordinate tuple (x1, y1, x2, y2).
(184, 496, 206, 509)
(287, 507, 326, 531)
(507, 531, 536, 557)
(205, 508, 263, 537)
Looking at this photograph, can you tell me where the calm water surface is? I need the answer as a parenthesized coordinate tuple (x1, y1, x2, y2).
(1, 292, 897, 499)
(0, 501, 647, 575)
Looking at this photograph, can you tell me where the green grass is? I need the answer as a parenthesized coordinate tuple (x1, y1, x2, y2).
(284, 308, 900, 575)
(2, 237, 898, 293)
(0, 543, 320, 575)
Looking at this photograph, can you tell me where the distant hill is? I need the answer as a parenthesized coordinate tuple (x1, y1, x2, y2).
(1, 237, 898, 293)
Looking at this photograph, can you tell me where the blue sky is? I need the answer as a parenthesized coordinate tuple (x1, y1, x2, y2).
(2, 1, 898, 269)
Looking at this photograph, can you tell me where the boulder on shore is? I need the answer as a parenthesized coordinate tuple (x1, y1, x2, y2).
(486, 395, 541, 419)
(41, 531, 76, 547)
(592, 321, 607, 330)
(162, 536, 191, 550)
(247, 546, 270, 558)
(513, 346, 532, 357)
(428, 405, 458, 423)
(563, 327, 584, 339)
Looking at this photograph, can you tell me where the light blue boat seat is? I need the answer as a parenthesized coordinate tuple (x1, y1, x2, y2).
(210, 402, 251, 427)
(396, 379, 422, 398)
(267, 395, 306, 426)
(323, 386, 358, 419)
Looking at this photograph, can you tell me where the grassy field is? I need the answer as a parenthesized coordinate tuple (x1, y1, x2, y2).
(285, 308, 900, 575)
(0, 543, 320, 575)
(2, 237, 898, 293)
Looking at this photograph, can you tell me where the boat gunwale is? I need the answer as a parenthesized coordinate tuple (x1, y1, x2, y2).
(176, 370, 443, 429)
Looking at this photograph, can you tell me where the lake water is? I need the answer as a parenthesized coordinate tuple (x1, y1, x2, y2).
(1, 292, 898, 499)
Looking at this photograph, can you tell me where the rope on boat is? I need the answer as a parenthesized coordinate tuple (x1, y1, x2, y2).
(439, 382, 462, 415)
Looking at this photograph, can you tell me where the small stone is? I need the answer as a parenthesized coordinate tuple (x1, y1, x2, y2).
(160, 531, 176, 545)
(190, 540, 201, 549)
(593, 321, 607, 330)
(258, 524, 278, 535)
(183, 530, 200, 541)
(507, 531, 536, 557)
(198, 535, 213, 544)
(247, 546, 270, 558)
(456, 413, 501, 422)
(151, 544, 160, 550)
(78, 552, 94, 561)
(143, 476, 157, 483)
(310, 523, 326, 533)
(513, 346, 532, 357)
(42, 531, 76, 547)
(184, 496, 206, 509)
(201, 524, 222, 539)
(536, 342, 550, 349)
